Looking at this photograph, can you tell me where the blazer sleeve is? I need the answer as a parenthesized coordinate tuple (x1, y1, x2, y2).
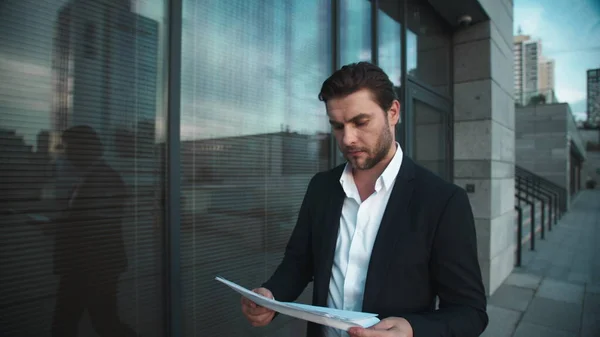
(261, 173, 319, 302)
(402, 188, 489, 337)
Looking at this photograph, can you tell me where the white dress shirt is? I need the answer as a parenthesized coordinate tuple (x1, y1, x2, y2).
(324, 143, 403, 337)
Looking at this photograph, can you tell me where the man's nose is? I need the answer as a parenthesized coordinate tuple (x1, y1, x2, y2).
(342, 127, 357, 146)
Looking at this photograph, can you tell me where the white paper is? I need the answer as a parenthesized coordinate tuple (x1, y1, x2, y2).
(215, 276, 380, 331)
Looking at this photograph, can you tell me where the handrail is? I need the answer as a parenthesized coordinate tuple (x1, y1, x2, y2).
(515, 194, 536, 251)
(515, 205, 523, 267)
(514, 164, 569, 260)
(515, 165, 565, 191)
(517, 177, 553, 237)
(515, 166, 566, 214)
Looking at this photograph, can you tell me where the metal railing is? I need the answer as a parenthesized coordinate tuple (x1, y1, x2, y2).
(514, 165, 567, 267)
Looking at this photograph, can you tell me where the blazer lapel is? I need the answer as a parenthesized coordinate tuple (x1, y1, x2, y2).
(314, 166, 346, 307)
(362, 157, 416, 311)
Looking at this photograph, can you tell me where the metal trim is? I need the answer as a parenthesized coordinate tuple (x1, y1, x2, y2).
(166, 0, 182, 335)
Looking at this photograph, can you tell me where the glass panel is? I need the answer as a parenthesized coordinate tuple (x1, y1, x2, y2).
(413, 100, 449, 180)
(339, 0, 372, 66)
(0, 0, 168, 336)
(377, 0, 403, 89)
(335, 0, 372, 166)
(180, 1, 331, 336)
(377, 0, 404, 147)
(406, 0, 451, 96)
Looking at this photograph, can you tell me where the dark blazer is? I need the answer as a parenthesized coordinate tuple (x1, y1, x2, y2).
(53, 160, 128, 277)
(262, 156, 488, 337)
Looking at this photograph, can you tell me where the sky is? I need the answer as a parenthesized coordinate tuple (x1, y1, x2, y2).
(514, 0, 600, 120)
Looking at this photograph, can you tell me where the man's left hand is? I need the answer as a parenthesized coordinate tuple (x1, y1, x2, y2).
(347, 317, 413, 337)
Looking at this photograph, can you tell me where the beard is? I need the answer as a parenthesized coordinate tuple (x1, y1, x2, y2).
(343, 125, 394, 170)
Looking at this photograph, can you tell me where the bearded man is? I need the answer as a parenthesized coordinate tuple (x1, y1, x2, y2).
(241, 62, 488, 337)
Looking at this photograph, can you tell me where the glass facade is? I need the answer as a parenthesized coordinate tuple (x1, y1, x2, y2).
(0, 0, 452, 336)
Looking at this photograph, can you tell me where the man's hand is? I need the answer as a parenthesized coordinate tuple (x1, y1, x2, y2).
(348, 317, 413, 337)
(240, 288, 276, 327)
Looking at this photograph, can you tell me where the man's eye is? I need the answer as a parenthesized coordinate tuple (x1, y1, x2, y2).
(356, 121, 368, 127)
(333, 125, 343, 130)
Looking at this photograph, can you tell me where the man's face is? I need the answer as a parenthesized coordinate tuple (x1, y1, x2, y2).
(326, 89, 400, 170)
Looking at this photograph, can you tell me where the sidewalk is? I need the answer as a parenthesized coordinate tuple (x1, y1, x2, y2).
(482, 190, 600, 337)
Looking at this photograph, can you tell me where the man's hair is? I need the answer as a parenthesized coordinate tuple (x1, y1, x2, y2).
(61, 124, 104, 161)
(318, 62, 398, 112)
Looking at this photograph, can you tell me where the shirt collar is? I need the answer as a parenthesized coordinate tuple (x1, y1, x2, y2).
(339, 142, 403, 196)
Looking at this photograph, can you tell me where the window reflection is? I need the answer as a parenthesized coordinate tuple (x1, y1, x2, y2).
(180, 0, 331, 336)
(406, 0, 451, 96)
(377, 0, 403, 88)
(413, 100, 449, 180)
(0, 0, 167, 336)
(339, 0, 372, 65)
(335, 0, 372, 165)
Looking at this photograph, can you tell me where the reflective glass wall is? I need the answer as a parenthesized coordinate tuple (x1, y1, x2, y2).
(0, 0, 454, 336)
(179, 1, 331, 336)
(0, 0, 168, 336)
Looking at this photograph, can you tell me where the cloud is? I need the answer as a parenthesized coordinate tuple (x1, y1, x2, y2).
(556, 88, 587, 103)
(514, 6, 545, 35)
(0, 56, 51, 77)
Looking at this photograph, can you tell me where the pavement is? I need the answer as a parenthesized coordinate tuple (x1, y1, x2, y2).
(481, 189, 600, 337)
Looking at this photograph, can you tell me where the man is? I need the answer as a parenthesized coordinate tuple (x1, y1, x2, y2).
(39, 125, 138, 337)
(241, 62, 488, 337)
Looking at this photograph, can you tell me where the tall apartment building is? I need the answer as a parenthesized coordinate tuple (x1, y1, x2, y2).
(538, 56, 555, 92)
(587, 68, 600, 125)
(514, 34, 554, 106)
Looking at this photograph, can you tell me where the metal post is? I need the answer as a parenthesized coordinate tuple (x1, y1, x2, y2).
(515, 205, 523, 267)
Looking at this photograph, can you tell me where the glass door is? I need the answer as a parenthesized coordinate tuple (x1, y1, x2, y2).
(404, 81, 453, 181)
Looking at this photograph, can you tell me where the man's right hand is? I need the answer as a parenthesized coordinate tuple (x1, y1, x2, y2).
(241, 287, 276, 327)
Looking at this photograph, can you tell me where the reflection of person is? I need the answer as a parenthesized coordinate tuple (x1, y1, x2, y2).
(241, 62, 488, 337)
(41, 125, 137, 337)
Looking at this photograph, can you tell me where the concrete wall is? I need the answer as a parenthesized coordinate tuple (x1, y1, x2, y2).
(515, 103, 588, 207)
(452, 0, 515, 295)
(515, 104, 568, 189)
(580, 129, 600, 185)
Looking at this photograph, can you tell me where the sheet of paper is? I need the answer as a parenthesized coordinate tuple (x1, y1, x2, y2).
(215, 276, 380, 331)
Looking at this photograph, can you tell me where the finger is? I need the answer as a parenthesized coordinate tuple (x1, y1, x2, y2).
(253, 288, 274, 299)
(347, 327, 392, 337)
(368, 318, 396, 330)
(247, 312, 274, 327)
(244, 302, 272, 316)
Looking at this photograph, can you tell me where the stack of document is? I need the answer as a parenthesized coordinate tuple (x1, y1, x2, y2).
(215, 276, 380, 331)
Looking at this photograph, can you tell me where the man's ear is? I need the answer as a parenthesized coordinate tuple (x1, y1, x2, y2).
(388, 100, 401, 125)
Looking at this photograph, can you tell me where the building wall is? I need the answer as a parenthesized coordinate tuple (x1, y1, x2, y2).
(587, 68, 600, 124)
(0, 0, 517, 334)
(453, 0, 515, 295)
(580, 129, 600, 184)
(538, 57, 555, 92)
(516, 104, 569, 188)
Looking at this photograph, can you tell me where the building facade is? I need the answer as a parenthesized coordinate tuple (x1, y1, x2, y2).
(587, 68, 600, 125)
(513, 34, 555, 106)
(0, 0, 514, 336)
(515, 103, 587, 208)
(538, 56, 555, 93)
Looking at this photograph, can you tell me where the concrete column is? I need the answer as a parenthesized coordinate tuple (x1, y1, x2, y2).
(452, 1, 515, 296)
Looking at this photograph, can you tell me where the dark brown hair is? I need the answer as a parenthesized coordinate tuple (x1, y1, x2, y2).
(61, 125, 104, 163)
(318, 62, 398, 112)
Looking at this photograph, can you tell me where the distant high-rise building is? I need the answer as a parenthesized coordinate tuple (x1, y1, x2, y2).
(51, 0, 159, 153)
(538, 56, 555, 92)
(587, 68, 600, 125)
(514, 34, 541, 105)
(514, 34, 555, 106)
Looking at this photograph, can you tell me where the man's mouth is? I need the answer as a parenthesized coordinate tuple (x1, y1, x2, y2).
(346, 150, 364, 156)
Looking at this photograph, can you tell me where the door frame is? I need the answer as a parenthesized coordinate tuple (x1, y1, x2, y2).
(402, 79, 454, 181)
